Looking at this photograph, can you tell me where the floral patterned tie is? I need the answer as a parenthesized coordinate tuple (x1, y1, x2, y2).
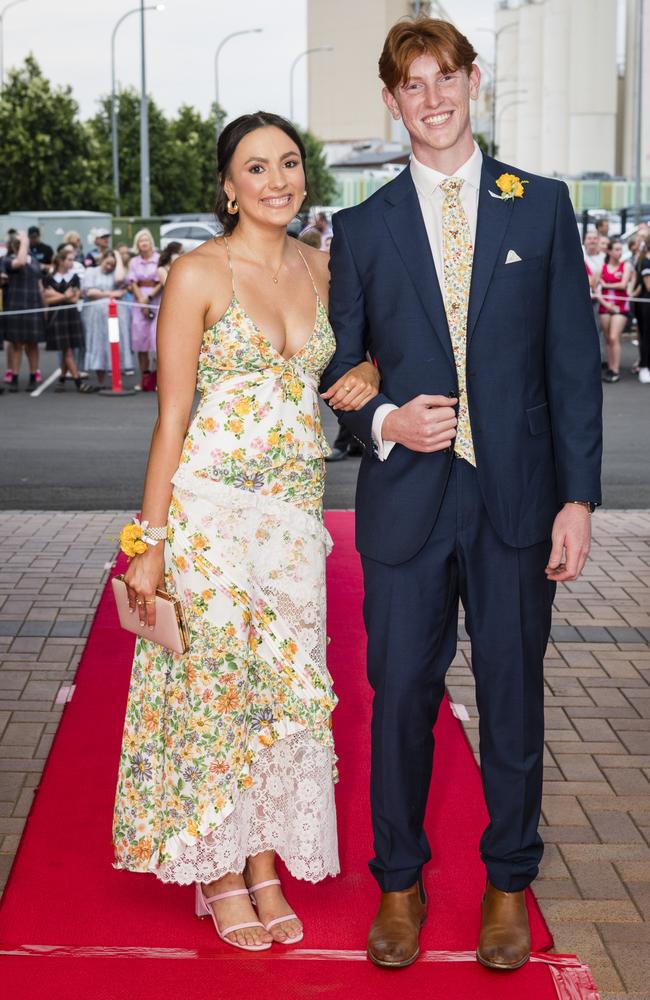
(440, 177, 476, 467)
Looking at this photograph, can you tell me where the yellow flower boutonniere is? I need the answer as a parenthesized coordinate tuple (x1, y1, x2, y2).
(490, 173, 528, 201)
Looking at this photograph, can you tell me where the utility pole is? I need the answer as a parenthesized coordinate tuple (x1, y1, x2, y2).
(634, 0, 645, 226)
(139, 0, 151, 217)
(0, 0, 28, 89)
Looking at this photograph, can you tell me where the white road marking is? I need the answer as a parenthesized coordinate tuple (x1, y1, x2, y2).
(29, 368, 62, 398)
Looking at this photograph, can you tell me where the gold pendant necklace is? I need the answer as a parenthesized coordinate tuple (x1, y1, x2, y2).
(237, 235, 286, 284)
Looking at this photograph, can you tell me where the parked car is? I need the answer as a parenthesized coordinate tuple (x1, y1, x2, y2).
(287, 215, 306, 238)
(160, 220, 222, 252)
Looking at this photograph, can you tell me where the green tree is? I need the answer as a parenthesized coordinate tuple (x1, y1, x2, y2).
(294, 125, 339, 208)
(86, 90, 225, 215)
(0, 57, 331, 216)
(168, 103, 225, 213)
(0, 55, 97, 212)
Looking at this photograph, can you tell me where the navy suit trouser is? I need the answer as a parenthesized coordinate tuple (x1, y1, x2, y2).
(361, 456, 556, 894)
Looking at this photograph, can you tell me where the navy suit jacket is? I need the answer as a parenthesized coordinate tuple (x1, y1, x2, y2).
(320, 154, 603, 565)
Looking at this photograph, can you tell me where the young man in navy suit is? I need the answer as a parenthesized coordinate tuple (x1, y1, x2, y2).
(321, 17, 602, 971)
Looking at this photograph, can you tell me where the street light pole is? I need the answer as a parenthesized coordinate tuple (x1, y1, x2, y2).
(111, 4, 163, 217)
(490, 0, 551, 155)
(0, 0, 27, 89)
(634, 0, 645, 226)
(475, 22, 517, 155)
(139, 0, 150, 217)
(289, 46, 333, 123)
(214, 28, 263, 143)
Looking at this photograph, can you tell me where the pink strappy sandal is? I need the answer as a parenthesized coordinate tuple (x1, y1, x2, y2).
(247, 879, 304, 944)
(195, 883, 272, 952)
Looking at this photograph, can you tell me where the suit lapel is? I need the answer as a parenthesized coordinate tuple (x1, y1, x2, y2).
(467, 157, 514, 340)
(383, 169, 455, 370)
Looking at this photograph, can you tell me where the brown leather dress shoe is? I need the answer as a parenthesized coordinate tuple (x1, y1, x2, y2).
(476, 881, 531, 971)
(367, 879, 427, 969)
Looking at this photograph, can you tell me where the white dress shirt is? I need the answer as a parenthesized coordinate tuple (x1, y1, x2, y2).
(583, 251, 605, 274)
(372, 141, 483, 460)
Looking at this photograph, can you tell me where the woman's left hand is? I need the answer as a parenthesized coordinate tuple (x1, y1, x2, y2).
(321, 361, 380, 411)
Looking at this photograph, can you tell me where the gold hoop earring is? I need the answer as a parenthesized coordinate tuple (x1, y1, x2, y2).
(227, 198, 239, 215)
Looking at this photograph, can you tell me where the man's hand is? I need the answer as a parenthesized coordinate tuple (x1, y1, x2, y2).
(382, 395, 458, 453)
(545, 504, 592, 582)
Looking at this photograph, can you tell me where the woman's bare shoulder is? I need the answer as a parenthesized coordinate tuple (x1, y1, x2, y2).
(296, 240, 328, 268)
(164, 238, 230, 300)
(173, 237, 227, 277)
(296, 240, 330, 290)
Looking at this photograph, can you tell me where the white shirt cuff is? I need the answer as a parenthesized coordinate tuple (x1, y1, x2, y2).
(371, 403, 398, 461)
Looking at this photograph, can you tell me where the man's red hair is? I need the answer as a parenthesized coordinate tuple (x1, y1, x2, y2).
(379, 17, 477, 91)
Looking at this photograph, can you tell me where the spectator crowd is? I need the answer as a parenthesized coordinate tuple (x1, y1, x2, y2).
(0, 225, 184, 395)
(4, 211, 646, 401)
(583, 217, 650, 385)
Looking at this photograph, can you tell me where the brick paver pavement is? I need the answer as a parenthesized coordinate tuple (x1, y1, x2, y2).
(448, 510, 650, 1000)
(1, 509, 649, 999)
(0, 511, 127, 893)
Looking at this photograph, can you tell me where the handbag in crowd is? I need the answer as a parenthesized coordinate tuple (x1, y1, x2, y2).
(141, 370, 157, 392)
(111, 575, 190, 654)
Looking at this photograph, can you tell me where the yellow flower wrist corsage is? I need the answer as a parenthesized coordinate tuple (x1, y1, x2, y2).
(119, 517, 166, 558)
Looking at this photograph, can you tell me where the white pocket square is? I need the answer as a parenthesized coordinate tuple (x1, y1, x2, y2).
(505, 250, 522, 264)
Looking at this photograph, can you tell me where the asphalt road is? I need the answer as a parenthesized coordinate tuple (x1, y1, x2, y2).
(0, 338, 647, 510)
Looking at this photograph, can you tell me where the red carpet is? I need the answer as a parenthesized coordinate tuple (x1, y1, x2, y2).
(0, 511, 599, 998)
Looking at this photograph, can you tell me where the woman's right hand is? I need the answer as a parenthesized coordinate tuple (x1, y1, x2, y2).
(321, 361, 381, 411)
(123, 545, 166, 630)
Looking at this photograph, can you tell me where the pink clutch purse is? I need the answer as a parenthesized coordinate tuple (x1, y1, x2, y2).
(111, 575, 190, 654)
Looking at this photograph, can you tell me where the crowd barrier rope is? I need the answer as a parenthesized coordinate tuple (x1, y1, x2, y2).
(0, 296, 146, 398)
(1, 293, 649, 320)
(0, 299, 161, 318)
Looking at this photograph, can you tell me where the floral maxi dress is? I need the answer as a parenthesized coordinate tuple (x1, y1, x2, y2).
(113, 243, 340, 884)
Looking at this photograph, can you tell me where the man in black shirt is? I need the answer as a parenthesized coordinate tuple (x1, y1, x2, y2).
(28, 226, 53, 274)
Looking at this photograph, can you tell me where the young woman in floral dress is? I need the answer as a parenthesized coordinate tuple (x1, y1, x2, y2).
(113, 113, 378, 951)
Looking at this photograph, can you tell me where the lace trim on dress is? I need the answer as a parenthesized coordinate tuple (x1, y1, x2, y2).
(170, 474, 333, 552)
(156, 731, 339, 885)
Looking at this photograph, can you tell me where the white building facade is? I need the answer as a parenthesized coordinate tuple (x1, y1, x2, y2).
(622, 0, 650, 182)
(307, 0, 415, 142)
(495, 0, 619, 177)
(307, 0, 647, 189)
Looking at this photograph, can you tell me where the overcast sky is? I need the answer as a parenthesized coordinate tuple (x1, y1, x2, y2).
(2, 0, 498, 126)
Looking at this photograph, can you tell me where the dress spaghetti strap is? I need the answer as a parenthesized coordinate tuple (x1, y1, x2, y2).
(223, 235, 319, 302)
(222, 236, 236, 297)
(295, 245, 320, 299)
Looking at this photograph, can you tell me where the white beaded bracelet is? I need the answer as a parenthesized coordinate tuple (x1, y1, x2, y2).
(145, 524, 168, 540)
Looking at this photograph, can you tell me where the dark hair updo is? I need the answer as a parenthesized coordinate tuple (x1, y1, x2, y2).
(214, 111, 307, 235)
(158, 241, 183, 269)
